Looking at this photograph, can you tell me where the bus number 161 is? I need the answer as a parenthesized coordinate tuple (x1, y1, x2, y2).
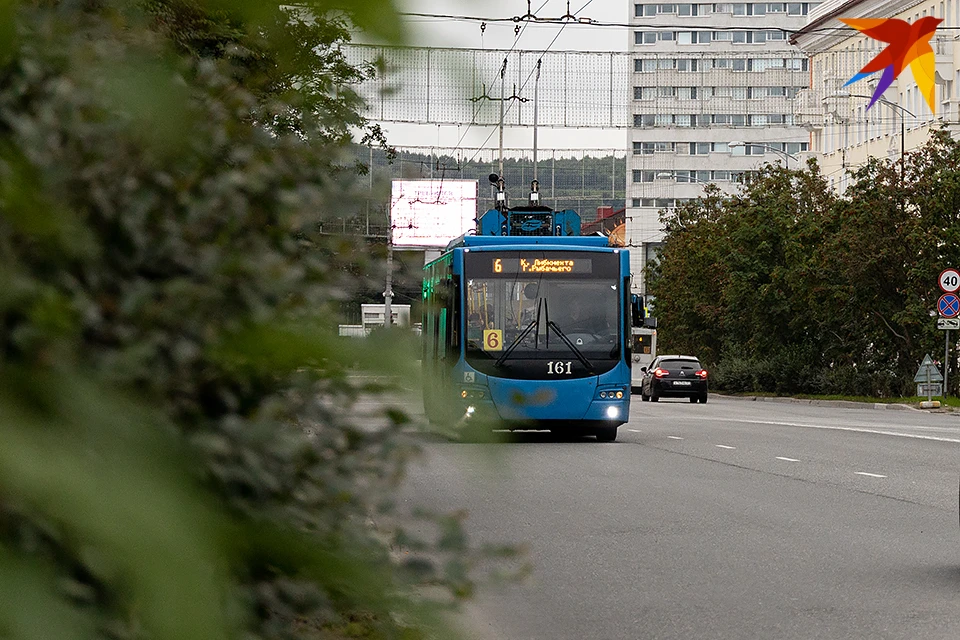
(547, 361, 573, 375)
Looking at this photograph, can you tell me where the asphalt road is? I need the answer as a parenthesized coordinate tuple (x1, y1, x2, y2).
(399, 395, 960, 640)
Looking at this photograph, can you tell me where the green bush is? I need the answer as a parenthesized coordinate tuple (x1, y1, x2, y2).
(0, 3, 495, 640)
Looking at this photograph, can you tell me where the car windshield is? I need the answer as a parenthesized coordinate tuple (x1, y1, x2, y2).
(463, 250, 620, 378)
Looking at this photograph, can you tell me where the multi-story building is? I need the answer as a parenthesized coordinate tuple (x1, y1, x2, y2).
(792, 0, 958, 193)
(626, 2, 817, 295)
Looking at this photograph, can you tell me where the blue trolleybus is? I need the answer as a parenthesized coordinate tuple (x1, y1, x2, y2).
(421, 233, 632, 441)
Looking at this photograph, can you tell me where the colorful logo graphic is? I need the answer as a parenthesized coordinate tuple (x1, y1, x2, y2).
(841, 16, 942, 113)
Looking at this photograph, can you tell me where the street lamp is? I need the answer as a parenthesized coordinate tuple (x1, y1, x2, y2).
(728, 140, 799, 168)
(823, 90, 916, 182)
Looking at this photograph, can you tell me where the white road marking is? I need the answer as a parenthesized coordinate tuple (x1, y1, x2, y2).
(715, 444, 736, 450)
(855, 472, 887, 478)
(627, 429, 642, 433)
(706, 417, 960, 444)
(776, 456, 800, 462)
(667, 436, 684, 440)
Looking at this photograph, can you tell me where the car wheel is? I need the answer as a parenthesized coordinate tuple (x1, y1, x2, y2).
(699, 393, 708, 404)
(641, 389, 649, 401)
(689, 396, 697, 403)
(650, 393, 659, 402)
(595, 425, 617, 442)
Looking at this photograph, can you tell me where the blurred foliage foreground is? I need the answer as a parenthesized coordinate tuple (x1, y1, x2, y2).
(0, 2, 520, 639)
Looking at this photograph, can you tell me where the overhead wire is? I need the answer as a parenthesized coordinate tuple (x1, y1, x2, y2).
(463, 0, 596, 166)
(448, 0, 552, 160)
(411, 1, 551, 205)
(399, 10, 960, 35)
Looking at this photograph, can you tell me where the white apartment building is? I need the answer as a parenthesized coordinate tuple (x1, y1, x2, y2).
(792, 0, 960, 192)
(626, 2, 818, 295)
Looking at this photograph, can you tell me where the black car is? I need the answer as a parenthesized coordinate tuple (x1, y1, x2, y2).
(639, 355, 708, 403)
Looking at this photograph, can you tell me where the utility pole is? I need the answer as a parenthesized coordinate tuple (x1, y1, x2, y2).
(498, 58, 506, 181)
(533, 59, 541, 184)
(383, 234, 393, 328)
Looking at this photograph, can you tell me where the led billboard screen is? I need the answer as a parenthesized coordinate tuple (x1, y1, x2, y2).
(390, 179, 478, 248)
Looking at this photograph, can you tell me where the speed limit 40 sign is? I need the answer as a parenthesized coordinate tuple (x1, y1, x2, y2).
(940, 268, 960, 293)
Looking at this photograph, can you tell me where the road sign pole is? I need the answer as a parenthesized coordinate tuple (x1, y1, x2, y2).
(945, 329, 950, 399)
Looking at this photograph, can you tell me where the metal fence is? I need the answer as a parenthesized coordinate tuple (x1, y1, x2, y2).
(320, 146, 628, 238)
(343, 44, 630, 129)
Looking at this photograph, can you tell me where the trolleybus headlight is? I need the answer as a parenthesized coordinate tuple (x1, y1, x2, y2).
(466, 406, 476, 416)
(599, 391, 607, 399)
(461, 390, 468, 398)
(605, 406, 620, 419)
(615, 391, 624, 399)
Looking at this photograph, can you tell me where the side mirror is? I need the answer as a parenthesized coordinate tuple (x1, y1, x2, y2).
(640, 367, 647, 373)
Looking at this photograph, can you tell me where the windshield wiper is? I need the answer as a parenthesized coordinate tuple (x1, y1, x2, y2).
(545, 318, 594, 373)
(495, 299, 541, 368)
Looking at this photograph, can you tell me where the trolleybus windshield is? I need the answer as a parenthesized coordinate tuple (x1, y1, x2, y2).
(463, 250, 621, 379)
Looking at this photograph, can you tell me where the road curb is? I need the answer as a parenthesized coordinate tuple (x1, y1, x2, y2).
(716, 394, 928, 412)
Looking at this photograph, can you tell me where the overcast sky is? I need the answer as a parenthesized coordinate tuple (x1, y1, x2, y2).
(375, 1, 629, 150)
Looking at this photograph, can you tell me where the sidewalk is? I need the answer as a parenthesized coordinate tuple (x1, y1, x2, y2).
(716, 394, 937, 412)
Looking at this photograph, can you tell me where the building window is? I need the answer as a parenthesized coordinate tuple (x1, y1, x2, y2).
(635, 31, 658, 44)
(634, 86, 657, 100)
(634, 141, 675, 154)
